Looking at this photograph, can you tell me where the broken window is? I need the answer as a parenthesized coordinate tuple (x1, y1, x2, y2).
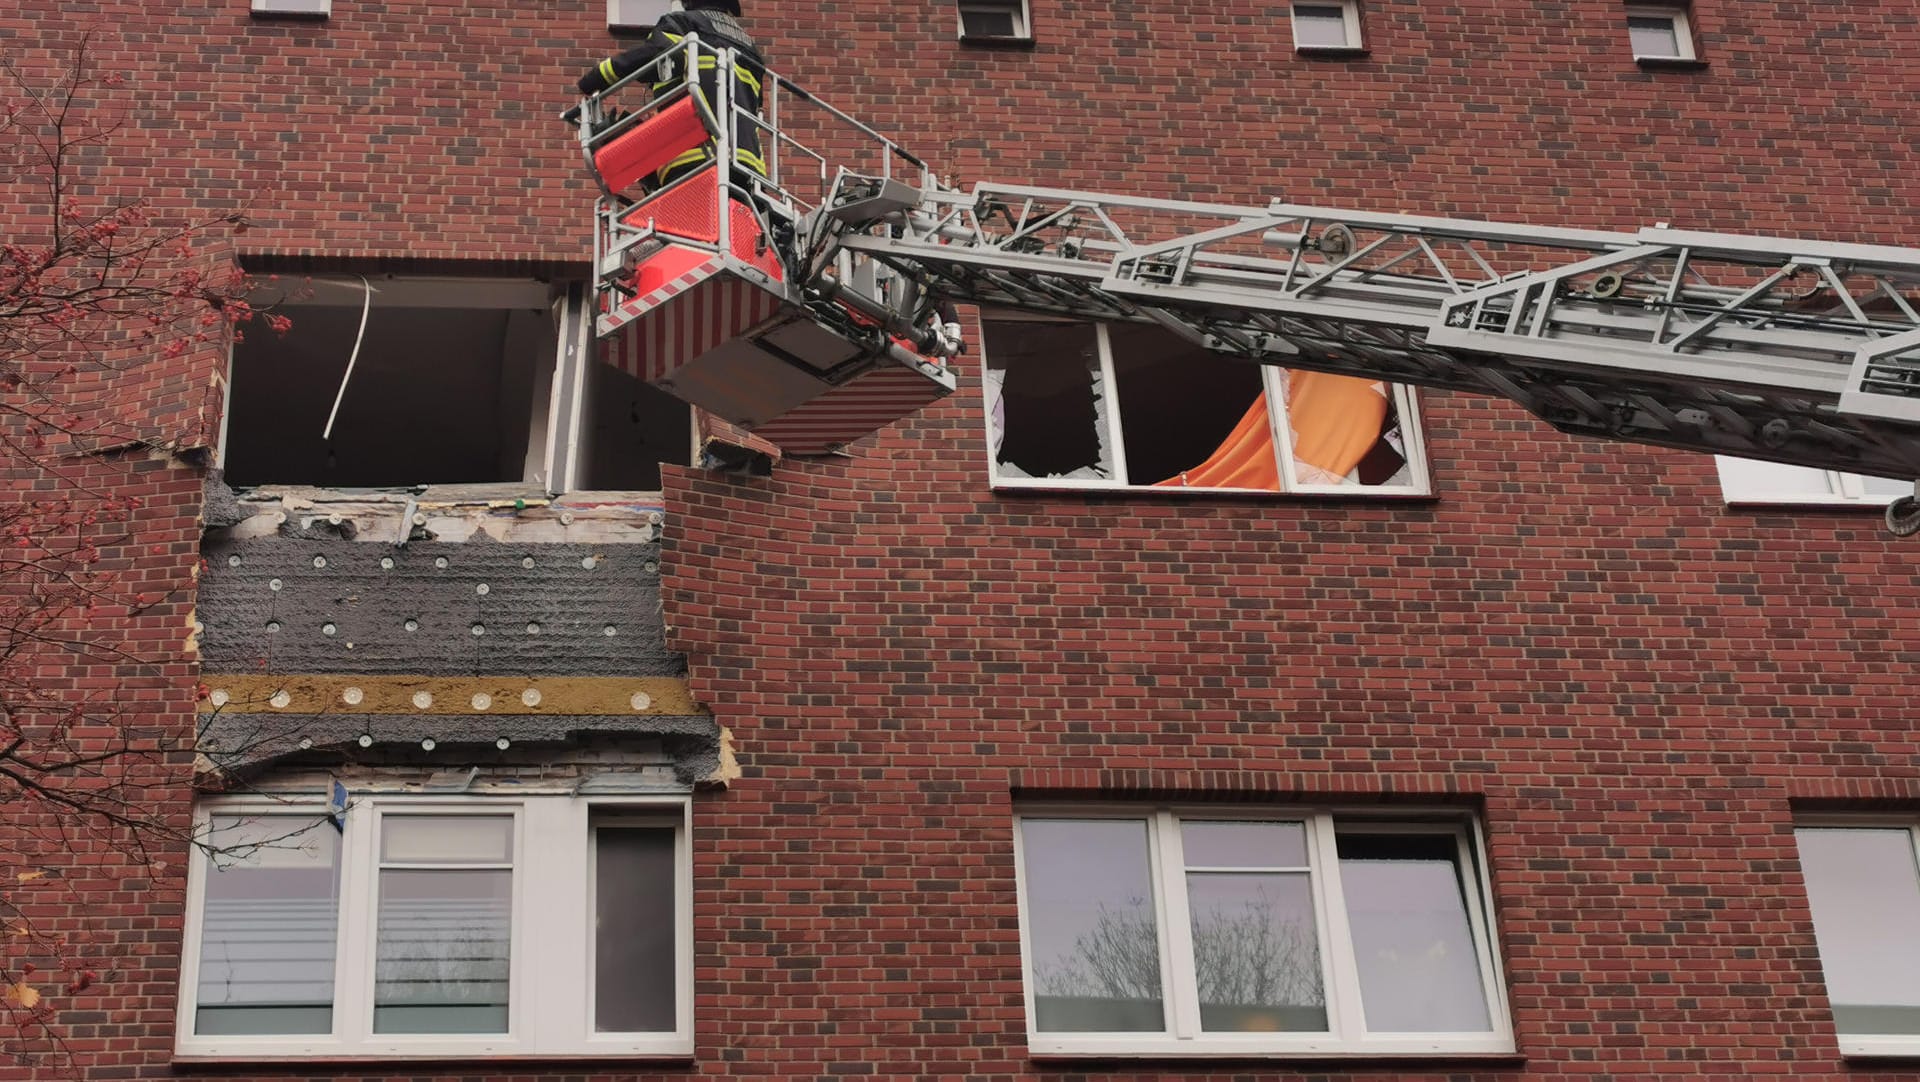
(982, 319, 1427, 493)
(221, 276, 690, 492)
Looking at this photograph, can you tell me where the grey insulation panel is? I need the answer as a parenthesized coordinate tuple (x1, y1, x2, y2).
(199, 539, 683, 677)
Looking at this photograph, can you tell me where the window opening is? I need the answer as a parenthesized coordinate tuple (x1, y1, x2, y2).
(1626, 6, 1694, 59)
(1291, 2, 1361, 49)
(194, 815, 341, 1036)
(223, 276, 690, 492)
(608, 0, 671, 31)
(1713, 456, 1908, 506)
(1795, 825, 1920, 1053)
(372, 815, 514, 1034)
(1014, 809, 1510, 1056)
(592, 816, 679, 1033)
(958, 0, 1031, 42)
(179, 794, 692, 1059)
(983, 320, 1427, 493)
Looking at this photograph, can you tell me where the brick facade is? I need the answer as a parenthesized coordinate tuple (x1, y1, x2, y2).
(5, 0, 1920, 1078)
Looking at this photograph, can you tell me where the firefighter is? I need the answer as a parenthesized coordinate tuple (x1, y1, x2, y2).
(576, 0, 768, 191)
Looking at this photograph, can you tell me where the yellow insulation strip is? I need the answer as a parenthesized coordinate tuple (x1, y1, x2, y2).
(199, 675, 703, 717)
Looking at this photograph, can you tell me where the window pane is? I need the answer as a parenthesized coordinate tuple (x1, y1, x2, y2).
(960, 5, 1021, 37)
(983, 321, 1113, 482)
(1293, 4, 1351, 47)
(1021, 818, 1165, 1032)
(1187, 872, 1326, 1032)
(381, 815, 514, 864)
(595, 826, 677, 1032)
(609, 0, 671, 27)
(1628, 15, 1681, 56)
(1337, 832, 1493, 1032)
(195, 816, 340, 1036)
(1796, 827, 1920, 1035)
(374, 868, 513, 1033)
(1182, 820, 1308, 868)
(1283, 372, 1409, 486)
(1714, 456, 1841, 499)
(1109, 324, 1270, 489)
(1857, 473, 1911, 498)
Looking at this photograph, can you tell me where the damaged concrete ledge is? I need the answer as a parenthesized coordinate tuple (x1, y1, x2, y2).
(206, 474, 667, 545)
(199, 711, 727, 787)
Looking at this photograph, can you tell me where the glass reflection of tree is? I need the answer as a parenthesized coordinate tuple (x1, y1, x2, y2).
(1037, 890, 1322, 1009)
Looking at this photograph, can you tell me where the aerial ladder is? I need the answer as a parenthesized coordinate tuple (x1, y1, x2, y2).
(570, 37, 1920, 533)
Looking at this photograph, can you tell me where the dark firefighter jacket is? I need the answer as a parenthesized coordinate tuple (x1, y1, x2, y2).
(577, 9, 767, 185)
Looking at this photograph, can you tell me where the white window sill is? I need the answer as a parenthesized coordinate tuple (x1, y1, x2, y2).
(1028, 1037, 1519, 1059)
(1633, 54, 1708, 69)
(175, 1039, 694, 1062)
(1722, 494, 1899, 508)
(1843, 1048, 1920, 1061)
(989, 477, 1434, 499)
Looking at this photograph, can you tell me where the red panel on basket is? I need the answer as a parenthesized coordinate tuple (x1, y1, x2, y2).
(631, 242, 715, 297)
(591, 97, 710, 195)
(751, 363, 953, 455)
(619, 167, 722, 244)
(729, 202, 786, 281)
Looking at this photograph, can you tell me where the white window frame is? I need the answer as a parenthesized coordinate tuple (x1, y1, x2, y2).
(1012, 806, 1513, 1058)
(1290, 1, 1364, 51)
(957, 0, 1032, 42)
(176, 792, 693, 1060)
(1625, 5, 1696, 61)
(1712, 455, 1909, 507)
(251, 0, 331, 15)
(982, 322, 1431, 495)
(607, 0, 672, 31)
(1794, 817, 1920, 1059)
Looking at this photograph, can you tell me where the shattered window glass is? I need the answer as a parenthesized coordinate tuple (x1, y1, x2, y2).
(984, 320, 1113, 482)
(982, 319, 1425, 493)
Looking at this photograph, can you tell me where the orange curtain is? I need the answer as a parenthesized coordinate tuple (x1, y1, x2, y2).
(1288, 371, 1389, 485)
(1153, 372, 1388, 490)
(1153, 393, 1281, 491)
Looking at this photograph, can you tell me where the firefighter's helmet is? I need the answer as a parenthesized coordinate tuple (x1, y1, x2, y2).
(689, 0, 743, 14)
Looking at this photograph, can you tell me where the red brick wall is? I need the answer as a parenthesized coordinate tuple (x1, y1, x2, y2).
(663, 2, 1920, 1079)
(3, 0, 1919, 1078)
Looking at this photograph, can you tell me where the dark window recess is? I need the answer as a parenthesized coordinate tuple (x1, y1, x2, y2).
(225, 304, 544, 488)
(987, 321, 1107, 478)
(225, 280, 692, 492)
(592, 823, 677, 1033)
(960, 1, 1028, 40)
(1109, 325, 1264, 487)
(578, 357, 690, 490)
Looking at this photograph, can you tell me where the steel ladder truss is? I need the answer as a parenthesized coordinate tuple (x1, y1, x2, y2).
(809, 175, 1920, 523)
